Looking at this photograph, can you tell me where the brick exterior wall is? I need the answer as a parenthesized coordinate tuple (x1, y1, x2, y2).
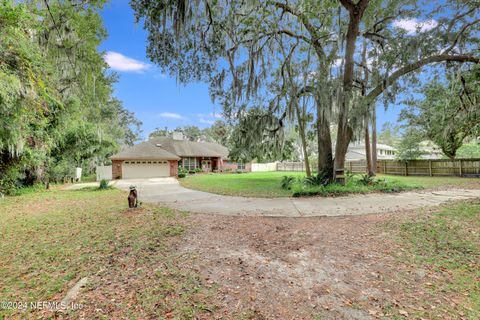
(112, 160, 123, 179)
(112, 158, 248, 179)
(169, 160, 178, 177)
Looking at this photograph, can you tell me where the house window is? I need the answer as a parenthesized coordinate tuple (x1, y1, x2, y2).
(182, 157, 197, 170)
(237, 162, 246, 170)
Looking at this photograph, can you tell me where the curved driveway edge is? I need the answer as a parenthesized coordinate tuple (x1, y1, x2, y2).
(110, 178, 480, 217)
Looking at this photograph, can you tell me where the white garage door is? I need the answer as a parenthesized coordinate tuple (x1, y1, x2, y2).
(122, 160, 170, 179)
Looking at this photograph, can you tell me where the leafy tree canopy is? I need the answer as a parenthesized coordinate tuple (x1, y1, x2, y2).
(0, 0, 141, 194)
(401, 66, 480, 159)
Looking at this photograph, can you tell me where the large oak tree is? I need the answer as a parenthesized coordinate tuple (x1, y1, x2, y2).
(132, 0, 480, 181)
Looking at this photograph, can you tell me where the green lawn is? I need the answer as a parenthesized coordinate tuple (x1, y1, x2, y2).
(0, 187, 212, 319)
(391, 200, 480, 319)
(180, 171, 306, 197)
(179, 171, 480, 198)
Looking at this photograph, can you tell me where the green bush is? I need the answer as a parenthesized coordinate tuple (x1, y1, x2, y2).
(345, 170, 355, 180)
(178, 173, 186, 178)
(194, 168, 202, 173)
(303, 171, 330, 187)
(0, 166, 22, 195)
(281, 176, 296, 190)
(358, 174, 375, 186)
(99, 179, 109, 190)
(290, 175, 417, 197)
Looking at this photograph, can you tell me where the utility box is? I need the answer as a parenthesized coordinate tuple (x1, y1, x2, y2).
(75, 167, 82, 182)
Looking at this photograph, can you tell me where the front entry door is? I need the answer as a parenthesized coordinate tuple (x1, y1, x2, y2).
(201, 160, 211, 172)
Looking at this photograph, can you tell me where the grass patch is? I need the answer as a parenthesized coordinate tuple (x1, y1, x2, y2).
(0, 187, 213, 318)
(392, 201, 480, 318)
(179, 171, 453, 197)
(179, 171, 306, 197)
(179, 171, 478, 198)
(378, 175, 480, 189)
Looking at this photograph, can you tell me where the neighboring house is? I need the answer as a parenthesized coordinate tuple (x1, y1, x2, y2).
(346, 141, 444, 161)
(418, 141, 444, 159)
(110, 132, 250, 179)
(346, 142, 397, 161)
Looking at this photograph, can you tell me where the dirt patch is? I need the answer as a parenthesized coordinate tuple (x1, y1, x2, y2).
(177, 208, 462, 319)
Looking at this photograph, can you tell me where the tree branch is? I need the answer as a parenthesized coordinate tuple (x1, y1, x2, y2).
(271, 1, 323, 46)
(442, 18, 480, 54)
(365, 54, 480, 103)
(338, 0, 355, 12)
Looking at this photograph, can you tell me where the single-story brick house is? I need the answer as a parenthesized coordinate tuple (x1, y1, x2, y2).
(110, 132, 250, 179)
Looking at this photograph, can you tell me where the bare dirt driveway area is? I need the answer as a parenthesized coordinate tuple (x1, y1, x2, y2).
(175, 203, 479, 319)
(109, 178, 480, 217)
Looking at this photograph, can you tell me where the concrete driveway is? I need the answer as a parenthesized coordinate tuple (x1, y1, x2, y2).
(109, 178, 480, 217)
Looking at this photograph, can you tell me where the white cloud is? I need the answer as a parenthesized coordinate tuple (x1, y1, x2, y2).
(158, 112, 184, 119)
(392, 18, 438, 35)
(210, 113, 223, 119)
(104, 51, 150, 73)
(199, 118, 214, 124)
(195, 113, 223, 124)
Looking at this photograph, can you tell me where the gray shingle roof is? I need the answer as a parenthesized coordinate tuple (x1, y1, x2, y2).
(110, 140, 181, 160)
(110, 137, 229, 160)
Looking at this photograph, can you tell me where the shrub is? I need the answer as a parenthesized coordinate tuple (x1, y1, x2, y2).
(345, 170, 355, 180)
(303, 171, 330, 187)
(281, 176, 296, 190)
(358, 174, 375, 186)
(99, 179, 109, 190)
(194, 168, 202, 173)
(178, 173, 186, 178)
(0, 166, 22, 195)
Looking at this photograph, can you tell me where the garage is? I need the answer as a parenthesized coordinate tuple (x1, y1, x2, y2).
(122, 160, 170, 179)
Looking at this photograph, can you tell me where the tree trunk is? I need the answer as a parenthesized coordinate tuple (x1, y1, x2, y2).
(360, 38, 373, 176)
(334, 0, 367, 181)
(317, 103, 334, 181)
(296, 106, 311, 177)
(364, 125, 374, 176)
(371, 105, 378, 175)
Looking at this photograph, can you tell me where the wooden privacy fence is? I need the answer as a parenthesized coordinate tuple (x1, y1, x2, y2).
(346, 159, 480, 177)
(277, 159, 480, 177)
(276, 162, 314, 172)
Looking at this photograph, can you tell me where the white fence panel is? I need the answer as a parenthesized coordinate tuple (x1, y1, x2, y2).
(96, 165, 112, 181)
(251, 162, 277, 172)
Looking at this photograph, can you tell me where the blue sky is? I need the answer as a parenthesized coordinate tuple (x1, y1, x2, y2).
(99, 1, 402, 139)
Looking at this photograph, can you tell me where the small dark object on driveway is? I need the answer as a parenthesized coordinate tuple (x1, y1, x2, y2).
(128, 186, 138, 208)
